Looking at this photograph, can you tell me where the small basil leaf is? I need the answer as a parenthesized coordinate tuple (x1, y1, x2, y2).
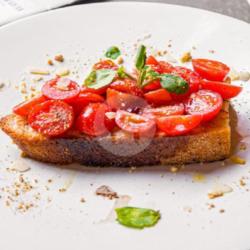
(117, 66, 127, 79)
(84, 69, 116, 89)
(160, 74, 189, 94)
(105, 46, 121, 60)
(84, 71, 97, 86)
(135, 45, 146, 70)
(115, 207, 161, 229)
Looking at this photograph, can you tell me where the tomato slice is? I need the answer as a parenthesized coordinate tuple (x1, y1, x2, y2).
(93, 60, 118, 70)
(76, 103, 113, 136)
(185, 90, 223, 122)
(200, 80, 242, 99)
(80, 86, 107, 95)
(192, 59, 230, 81)
(156, 114, 203, 136)
(28, 100, 74, 137)
(158, 61, 175, 74)
(143, 80, 161, 91)
(106, 88, 146, 111)
(13, 95, 47, 117)
(115, 110, 156, 134)
(144, 89, 172, 105)
(142, 104, 184, 120)
(110, 79, 143, 96)
(146, 56, 159, 66)
(71, 92, 104, 115)
(42, 78, 80, 102)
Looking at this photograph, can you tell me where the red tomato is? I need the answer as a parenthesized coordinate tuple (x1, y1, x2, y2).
(142, 104, 185, 120)
(144, 89, 172, 105)
(72, 92, 104, 115)
(115, 110, 156, 134)
(158, 61, 175, 74)
(76, 103, 113, 136)
(110, 79, 143, 96)
(80, 86, 107, 95)
(13, 95, 47, 117)
(143, 80, 161, 91)
(28, 100, 74, 137)
(192, 59, 230, 81)
(171, 66, 201, 101)
(185, 90, 223, 122)
(106, 88, 146, 111)
(156, 114, 203, 136)
(42, 78, 80, 102)
(146, 56, 159, 66)
(200, 80, 242, 99)
(93, 60, 118, 70)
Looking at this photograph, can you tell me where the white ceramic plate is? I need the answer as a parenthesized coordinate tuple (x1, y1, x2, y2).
(0, 2, 250, 250)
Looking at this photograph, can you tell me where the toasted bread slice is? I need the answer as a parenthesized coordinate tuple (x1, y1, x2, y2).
(0, 102, 231, 166)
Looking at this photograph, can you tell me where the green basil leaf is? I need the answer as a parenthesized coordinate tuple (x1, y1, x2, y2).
(135, 45, 146, 70)
(105, 46, 121, 60)
(117, 66, 128, 79)
(160, 74, 189, 94)
(115, 207, 161, 229)
(84, 69, 116, 89)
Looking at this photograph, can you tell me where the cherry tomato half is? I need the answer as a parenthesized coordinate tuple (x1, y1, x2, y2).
(158, 61, 175, 74)
(192, 59, 230, 81)
(144, 89, 172, 106)
(42, 78, 80, 102)
(76, 103, 114, 136)
(71, 92, 104, 115)
(93, 60, 118, 70)
(142, 104, 185, 120)
(28, 100, 74, 137)
(200, 80, 242, 99)
(170, 66, 201, 101)
(106, 88, 146, 111)
(185, 90, 223, 122)
(13, 95, 47, 117)
(110, 79, 143, 96)
(80, 86, 107, 95)
(156, 114, 203, 136)
(115, 110, 156, 134)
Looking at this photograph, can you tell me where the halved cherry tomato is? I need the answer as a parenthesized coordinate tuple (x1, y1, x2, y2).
(200, 80, 242, 99)
(171, 66, 201, 101)
(71, 92, 104, 115)
(142, 104, 185, 120)
(106, 88, 146, 111)
(80, 86, 107, 95)
(115, 110, 156, 134)
(28, 100, 74, 137)
(158, 61, 175, 74)
(110, 79, 143, 96)
(144, 89, 172, 105)
(156, 114, 203, 136)
(93, 60, 118, 70)
(76, 103, 113, 136)
(192, 59, 230, 81)
(143, 80, 161, 91)
(185, 90, 223, 122)
(146, 56, 159, 66)
(13, 95, 47, 117)
(42, 78, 80, 102)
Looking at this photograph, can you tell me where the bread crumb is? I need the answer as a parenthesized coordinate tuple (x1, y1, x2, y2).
(59, 188, 67, 192)
(170, 166, 179, 173)
(208, 184, 233, 199)
(54, 54, 64, 62)
(30, 68, 50, 75)
(240, 178, 246, 186)
(80, 197, 86, 203)
(193, 173, 205, 182)
(180, 52, 192, 63)
(219, 209, 225, 213)
(95, 185, 119, 200)
(230, 155, 246, 165)
(239, 71, 250, 81)
(47, 59, 54, 66)
(56, 68, 70, 77)
(116, 56, 124, 64)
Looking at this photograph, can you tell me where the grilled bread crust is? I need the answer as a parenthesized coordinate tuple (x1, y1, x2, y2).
(0, 102, 231, 167)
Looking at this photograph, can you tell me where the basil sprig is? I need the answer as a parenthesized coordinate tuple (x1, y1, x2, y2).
(160, 74, 189, 94)
(105, 46, 121, 60)
(115, 207, 161, 229)
(135, 45, 147, 86)
(117, 66, 136, 80)
(84, 69, 116, 89)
